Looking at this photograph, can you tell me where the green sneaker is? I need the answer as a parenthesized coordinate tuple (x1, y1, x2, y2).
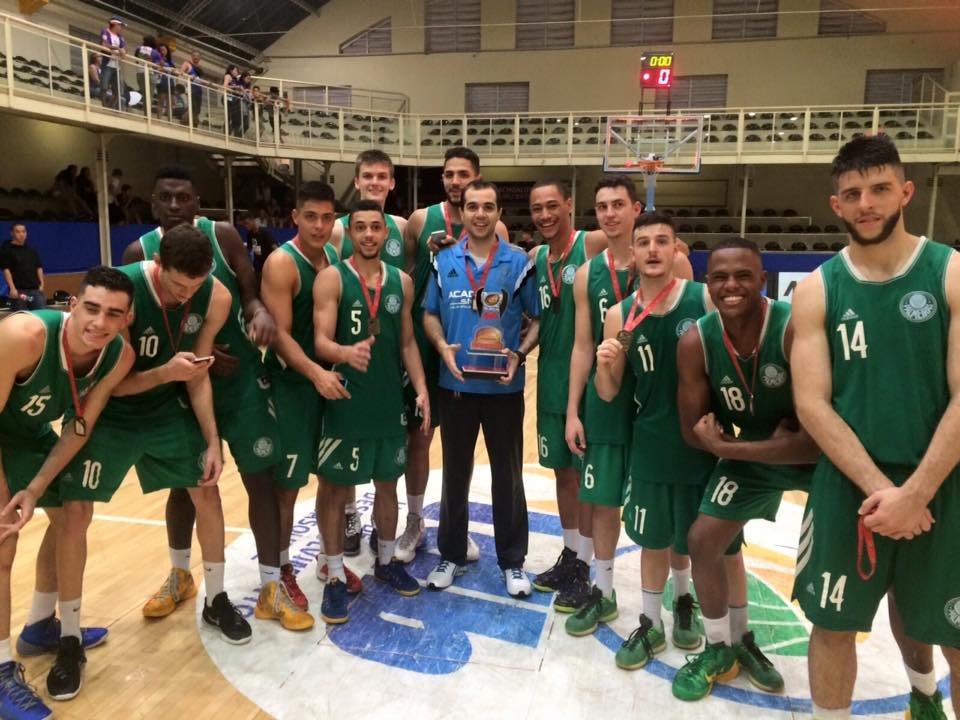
(672, 593, 704, 649)
(565, 587, 618, 637)
(906, 688, 947, 720)
(672, 642, 739, 701)
(615, 614, 667, 670)
(734, 631, 784, 693)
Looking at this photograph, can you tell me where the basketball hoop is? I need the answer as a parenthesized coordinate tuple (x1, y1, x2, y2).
(625, 158, 665, 174)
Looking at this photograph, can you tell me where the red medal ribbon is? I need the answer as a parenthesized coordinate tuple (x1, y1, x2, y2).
(60, 317, 86, 431)
(349, 257, 383, 324)
(857, 515, 877, 580)
(606, 249, 634, 303)
(463, 237, 500, 294)
(151, 264, 192, 354)
(623, 278, 678, 333)
(546, 230, 576, 303)
(720, 299, 768, 414)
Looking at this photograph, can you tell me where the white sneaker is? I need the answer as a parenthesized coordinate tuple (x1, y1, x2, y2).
(504, 568, 531, 598)
(466, 534, 480, 563)
(394, 514, 426, 563)
(427, 560, 465, 590)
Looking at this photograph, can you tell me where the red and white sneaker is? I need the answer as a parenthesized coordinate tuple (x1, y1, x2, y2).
(316, 561, 364, 595)
(280, 563, 309, 611)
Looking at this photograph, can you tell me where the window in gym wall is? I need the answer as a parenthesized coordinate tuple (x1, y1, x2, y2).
(516, 0, 575, 49)
(466, 82, 530, 113)
(611, 0, 674, 46)
(818, 0, 885, 36)
(291, 85, 353, 108)
(426, 0, 481, 53)
(654, 75, 727, 109)
(340, 18, 392, 55)
(864, 69, 945, 104)
(712, 0, 778, 40)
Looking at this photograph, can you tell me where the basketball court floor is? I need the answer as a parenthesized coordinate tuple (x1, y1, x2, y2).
(10, 352, 953, 719)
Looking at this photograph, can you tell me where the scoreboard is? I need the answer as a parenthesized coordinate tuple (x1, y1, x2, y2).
(640, 52, 674, 89)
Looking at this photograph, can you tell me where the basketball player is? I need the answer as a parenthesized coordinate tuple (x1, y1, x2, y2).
(528, 180, 607, 603)
(792, 135, 959, 719)
(594, 212, 718, 667)
(53, 226, 250, 701)
(402, 147, 509, 564)
(259, 182, 358, 599)
(124, 167, 310, 630)
(0, 267, 133, 715)
(313, 200, 430, 623)
(559, 176, 641, 633)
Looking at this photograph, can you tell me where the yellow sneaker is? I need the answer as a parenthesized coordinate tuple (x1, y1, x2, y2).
(142, 568, 197, 618)
(254, 581, 315, 631)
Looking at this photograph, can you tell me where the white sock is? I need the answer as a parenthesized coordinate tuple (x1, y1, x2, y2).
(642, 588, 664, 629)
(407, 494, 424, 516)
(345, 501, 357, 514)
(203, 562, 225, 605)
(26, 591, 58, 625)
(595, 558, 614, 598)
(0, 641, 11, 665)
(704, 613, 732, 646)
(259, 564, 280, 587)
(562, 528, 578, 552)
(378, 539, 396, 565)
(577, 533, 594, 563)
(905, 664, 939, 696)
(59, 598, 81, 639)
(170, 547, 191, 572)
(279, 548, 290, 566)
(326, 554, 346, 583)
(729, 604, 749, 642)
(811, 703, 851, 719)
(672, 566, 691, 597)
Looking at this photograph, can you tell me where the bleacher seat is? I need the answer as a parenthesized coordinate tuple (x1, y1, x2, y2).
(824, 224, 840, 233)
(691, 241, 708, 250)
(790, 241, 808, 251)
(830, 242, 845, 252)
(764, 241, 781, 251)
(812, 242, 830, 251)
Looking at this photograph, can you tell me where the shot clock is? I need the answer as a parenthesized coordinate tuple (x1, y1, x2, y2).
(640, 52, 674, 89)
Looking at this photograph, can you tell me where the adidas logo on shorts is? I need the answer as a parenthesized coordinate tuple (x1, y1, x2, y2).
(841, 308, 858, 321)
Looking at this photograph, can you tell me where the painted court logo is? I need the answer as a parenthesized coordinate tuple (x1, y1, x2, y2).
(945, 597, 960, 630)
(899, 291, 937, 323)
(760, 363, 787, 388)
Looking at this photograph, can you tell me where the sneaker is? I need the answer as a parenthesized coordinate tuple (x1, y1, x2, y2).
(46, 636, 85, 701)
(254, 581, 315, 631)
(394, 514, 426, 563)
(466, 534, 480, 563)
(344, 512, 362, 557)
(201, 592, 253, 645)
(17, 615, 108, 656)
(532, 546, 577, 593)
(374, 559, 421, 596)
(734, 631, 784, 693)
(316, 562, 364, 595)
(0, 661, 51, 719)
(672, 593, 704, 649)
(553, 559, 591, 613)
(321, 578, 349, 624)
(504, 568, 532, 598)
(565, 587, 618, 637)
(427, 560, 465, 590)
(280, 563, 308, 611)
(368, 525, 378, 556)
(615, 615, 667, 670)
(142, 567, 196, 618)
(672, 641, 739, 701)
(906, 688, 948, 720)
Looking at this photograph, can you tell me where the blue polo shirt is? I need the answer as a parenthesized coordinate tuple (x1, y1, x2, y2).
(424, 238, 539, 395)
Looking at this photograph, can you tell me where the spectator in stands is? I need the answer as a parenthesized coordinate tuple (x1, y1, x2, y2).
(0, 224, 45, 310)
(180, 51, 203, 125)
(76, 167, 97, 211)
(155, 43, 176, 117)
(99, 16, 127, 109)
(108, 169, 124, 224)
(239, 211, 276, 285)
(52, 165, 91, 219)
(134, 35, 162, 101)
(224, 64, 242, 136)
(88, 53, 102, 99)
(171, 83, 188, 121)
(239, 70, 253, 135)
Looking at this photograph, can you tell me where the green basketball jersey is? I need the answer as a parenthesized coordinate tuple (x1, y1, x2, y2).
(0, 310, 125, 440)
(103, 261, 214, 423)
(623, 279, 714, 485)
(698, 298, 811, 488)
(535, 232, 587, 414)
(822, 237, 952, 470)
(321, 262, 406, 439)
(338, 214, 405, 269)
(414, 202, 463, 316)
(585, 249, 637, 444)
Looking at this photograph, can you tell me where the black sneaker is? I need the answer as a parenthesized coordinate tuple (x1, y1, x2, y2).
(46, 636, 85, 701)
(532, 546, 577, 593)
(368, 524, 379, 556)
(201, 592, 252, 645)
(553, 559, 591, 613)
(344, 512, 362, 557)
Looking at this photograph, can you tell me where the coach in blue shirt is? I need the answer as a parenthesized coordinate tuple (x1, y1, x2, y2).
(423, 180, 540, 598)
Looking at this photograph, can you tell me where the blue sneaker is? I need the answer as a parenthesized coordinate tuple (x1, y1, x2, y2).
(321, 578, 349, 624)
(0, 660, 51, 719)
(374, 559, 422, 596)
(17, 616, 107, 657)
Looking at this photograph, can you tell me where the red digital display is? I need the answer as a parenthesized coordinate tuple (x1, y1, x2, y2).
(640, 53, 674, 89)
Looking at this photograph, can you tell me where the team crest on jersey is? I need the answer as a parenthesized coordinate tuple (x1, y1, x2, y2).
(945, 597, 960, 629)
(676, 319, 695, 337)
(899, 291, 937, 323)
(257, 375, 271, 391)
(385, 238, 402, 257)
(562, 265, 576, 284)
(253, 437, 274, 459)
(395, 446, 407, 466)
(760, 363, 787, 388)
(184, 313, 203, 334)
(384, 294, 402, 314)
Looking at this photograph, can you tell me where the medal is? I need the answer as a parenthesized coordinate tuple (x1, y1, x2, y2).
(720, 298, 768, 415)
(349, 257, 384, 339)
(61, 317, 88, 437)
(151, 264, 192, 353)
(463, 237, 500, 296)
(368, 316, 380, 336)
(545, 230, 576, 314)
(606, 249, 634, 303)
(619, 278, 678, 353)
(616, 329, 633, 353)
(74, 416, 87, 437)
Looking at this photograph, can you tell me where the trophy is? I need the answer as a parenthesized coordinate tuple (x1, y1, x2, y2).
(462, 289, 510, 380)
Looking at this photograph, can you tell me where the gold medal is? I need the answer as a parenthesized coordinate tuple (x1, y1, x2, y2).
(369, 316, 380, 336)
(616, 330, 633, 353)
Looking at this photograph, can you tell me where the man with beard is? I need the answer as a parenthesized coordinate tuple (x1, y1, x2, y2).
(792, 135, 959, 719)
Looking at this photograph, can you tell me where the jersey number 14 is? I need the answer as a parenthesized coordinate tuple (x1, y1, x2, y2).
(837, 321, 867, 361)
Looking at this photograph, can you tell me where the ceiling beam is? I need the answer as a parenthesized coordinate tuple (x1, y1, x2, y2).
(284, 0, 317, 13)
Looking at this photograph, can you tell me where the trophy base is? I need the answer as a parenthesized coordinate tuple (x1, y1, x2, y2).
(462, 365, 508, 380)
